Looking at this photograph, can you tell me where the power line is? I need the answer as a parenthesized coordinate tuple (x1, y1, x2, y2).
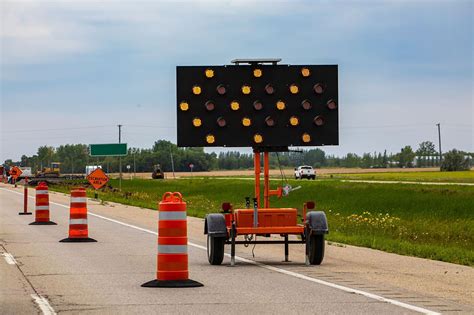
(341, 123, 434, 129)
(2, 125, 114, 134)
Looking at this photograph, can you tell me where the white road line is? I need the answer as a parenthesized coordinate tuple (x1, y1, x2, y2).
(1, 187, 440, 315)
(31, 294, 57, 315)
(2, 252, 18, 265)
(1, 247, 55, 315)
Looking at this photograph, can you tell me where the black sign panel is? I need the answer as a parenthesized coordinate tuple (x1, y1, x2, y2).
(176, 64, 338, 149)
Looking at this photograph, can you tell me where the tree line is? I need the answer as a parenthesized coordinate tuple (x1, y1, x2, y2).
(3, 140, 472, 173)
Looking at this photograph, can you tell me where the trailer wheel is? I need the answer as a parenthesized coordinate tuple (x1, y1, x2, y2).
(207, 234, 225, 265)
(308, 234, 325, 265)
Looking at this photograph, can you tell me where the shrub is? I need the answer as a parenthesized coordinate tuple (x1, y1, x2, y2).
(441, 150, 470, 171)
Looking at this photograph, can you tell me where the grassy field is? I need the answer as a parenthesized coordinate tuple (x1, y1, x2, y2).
(319, 170, 474, 183)
(184, 170, 474, 183)
(51, 178, 474, 266)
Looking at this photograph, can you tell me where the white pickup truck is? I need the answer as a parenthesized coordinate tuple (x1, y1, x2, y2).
(294, 165, 316, 180)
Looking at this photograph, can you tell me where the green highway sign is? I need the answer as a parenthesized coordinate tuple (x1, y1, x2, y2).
(89, 143, 127, 157)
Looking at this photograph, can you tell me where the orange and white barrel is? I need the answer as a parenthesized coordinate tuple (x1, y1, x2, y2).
(29, 182, 55, 224)
(69, 188, 89, 238)
(35, 182, 50, 222)
(141, 192, 202, 287)
(157, 192, 188, 281)
(60, 188, 96, 242)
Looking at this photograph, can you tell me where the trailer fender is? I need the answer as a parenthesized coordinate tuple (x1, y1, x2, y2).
(204, 214, 228, 238)
(306, 211, 329, 235)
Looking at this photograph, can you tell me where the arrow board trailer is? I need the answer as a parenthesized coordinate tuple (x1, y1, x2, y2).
(176, 59, 336, 266)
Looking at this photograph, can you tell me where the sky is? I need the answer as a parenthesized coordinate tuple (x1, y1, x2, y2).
(1, 0, 472, 161)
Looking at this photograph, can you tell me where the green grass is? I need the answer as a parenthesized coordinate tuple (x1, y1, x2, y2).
(50, 178, 474, 266)
(322, 170, 474, 183)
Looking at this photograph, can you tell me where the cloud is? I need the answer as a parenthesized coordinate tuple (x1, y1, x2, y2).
(0, 1, 95, 65)
(0, 0, 472, 160)
(1, 0, 376, 66)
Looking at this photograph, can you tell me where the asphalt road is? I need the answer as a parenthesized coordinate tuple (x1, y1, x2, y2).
(1, 184, 472, 314)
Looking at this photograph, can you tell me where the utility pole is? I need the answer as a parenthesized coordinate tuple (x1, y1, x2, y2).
(133, 149, 136, 179)
(170, 148, 176, 179)
(436, 123, 442, 165)
(118, 124, 122, 190)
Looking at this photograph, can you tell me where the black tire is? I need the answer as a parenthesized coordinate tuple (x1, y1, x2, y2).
(207, 234, 225, 265)
(308, 234, 325, 265)
(311, 175, 316, 180)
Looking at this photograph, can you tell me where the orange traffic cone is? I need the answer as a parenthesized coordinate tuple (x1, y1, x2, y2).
(29, 182, 56, 225)
(60, 188, 96, 242)
(142, 192, 202, 288)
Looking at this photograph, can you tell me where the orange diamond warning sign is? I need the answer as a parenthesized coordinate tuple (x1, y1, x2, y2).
(9, 166, 22, 180)
(87, 168, 109, 190)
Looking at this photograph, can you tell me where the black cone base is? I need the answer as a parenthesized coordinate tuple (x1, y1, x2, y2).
(29, 221, 57, 225)
(59, 237, 97, 243)
(141, 279, 203, 288)
(18, 212, 32, 215)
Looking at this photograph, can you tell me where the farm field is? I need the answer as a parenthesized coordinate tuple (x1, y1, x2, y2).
(51, 178, 474, 266)
(107, 167, 443, 180)
(324, 170, 474, 183)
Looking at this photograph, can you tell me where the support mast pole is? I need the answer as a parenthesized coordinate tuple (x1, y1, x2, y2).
(254, 150, 261, 208)
(264, 152, 270, 208)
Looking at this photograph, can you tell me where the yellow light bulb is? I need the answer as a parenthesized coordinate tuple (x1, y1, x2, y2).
(302, 133, 311, 143)
(205, 69, 214, 78)
(192, 85, 201, 95)
(301, 67, 311, 77)
(241, 85, 251, 95)
(289, 116, 299, 126)
(253, 69, 262, 78)
(192, 118, 202, 127)
(276, 100, 286, 110)
(289, 84, 299, 94)
(230, 101, 240, 111)
(206, 134, 215, 144)
(242, 117, 251, 127)
(254, 134, 263, 144)
(179, 102, 189, 111)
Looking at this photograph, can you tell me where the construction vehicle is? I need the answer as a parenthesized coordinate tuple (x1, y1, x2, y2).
(151, 164, 164, 179)
(37, 162, 61, 177)
(176, 59, 338, 266)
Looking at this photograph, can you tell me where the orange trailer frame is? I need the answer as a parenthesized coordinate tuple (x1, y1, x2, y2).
(223, 150, 307, 265)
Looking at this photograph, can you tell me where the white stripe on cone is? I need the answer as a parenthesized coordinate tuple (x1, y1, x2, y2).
(159, 211, 187, 221)
(69, 219, 88, 225)
(158, 245, 188, 254)
(71, 197, 87, 203)
(36, 190, 48, 194)
(35, 205, 49, 210)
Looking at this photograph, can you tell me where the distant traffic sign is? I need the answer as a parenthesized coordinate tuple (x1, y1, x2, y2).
(87, 168, 109, 190)
(9, 166, 22, 180)
(89, 143, 127, 157)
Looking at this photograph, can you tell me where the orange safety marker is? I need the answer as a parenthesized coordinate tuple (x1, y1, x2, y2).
(59, 188, 96, 242)
(18, 177, 32, 215)
(142, 192, 203, 288)
(29, 182, 56, 224)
